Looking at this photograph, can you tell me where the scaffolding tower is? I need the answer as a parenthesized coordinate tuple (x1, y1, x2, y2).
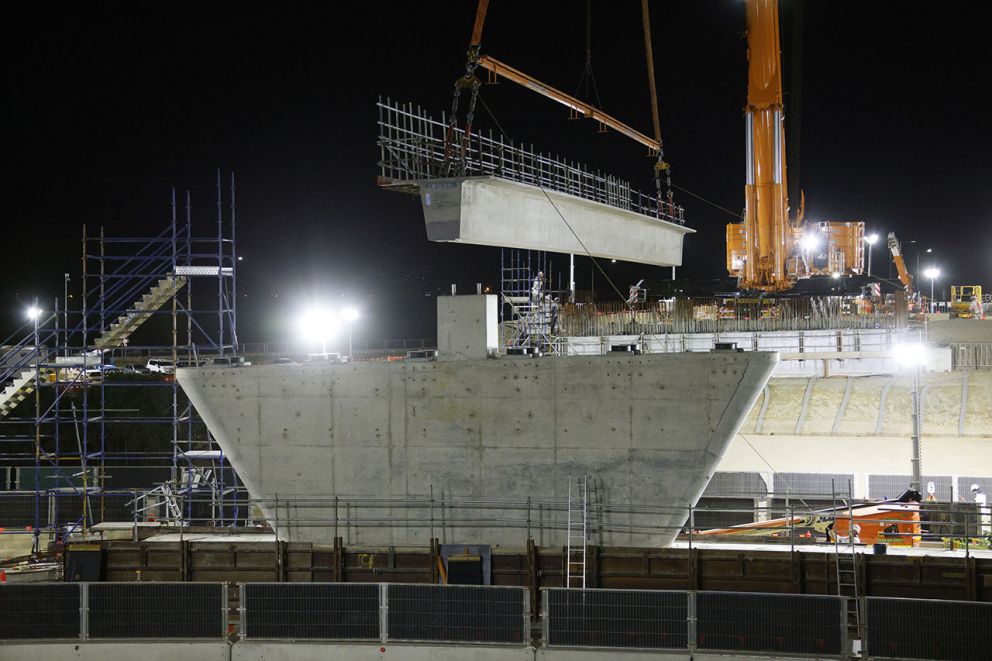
(0, 172, 247, 555)
(499, 249, 565, 354)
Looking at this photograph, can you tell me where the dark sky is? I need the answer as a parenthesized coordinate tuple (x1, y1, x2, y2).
(7, 1, 991, 342)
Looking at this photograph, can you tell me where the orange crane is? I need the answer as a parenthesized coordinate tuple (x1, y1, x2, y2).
(887, 231, 914, 294)
(727, 0, 865, 291)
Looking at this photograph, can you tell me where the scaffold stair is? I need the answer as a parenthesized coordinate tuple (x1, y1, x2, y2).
(0, 367, 52, 417)
(92, 276, 187, 349)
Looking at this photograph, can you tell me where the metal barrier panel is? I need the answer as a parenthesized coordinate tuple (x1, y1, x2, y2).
(0, 583, 81, 640)
(867, 597, 992, 661)
(544, 588, 688, 649)
(696, 591, 842, 656)
(0, 492, 47, 528)
(242, 583, 379, 640)
(386, 584, 528, 645)
(88, 582, 225, 639)
(869, 474, 953, 501)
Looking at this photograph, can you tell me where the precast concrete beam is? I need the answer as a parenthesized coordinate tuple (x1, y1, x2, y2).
(418, 177, 694, 267)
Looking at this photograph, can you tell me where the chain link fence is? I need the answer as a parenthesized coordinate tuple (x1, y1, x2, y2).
(867, 597, 992, 661)
(544, 588, 687, 649)
(241, 583, 379, 640)
(0, 583, 81, 640)
(4, 583, 991, 655)
(386, 584, 529, 645)
(696, 591, 843, 656)
(87, 583, 227, 639)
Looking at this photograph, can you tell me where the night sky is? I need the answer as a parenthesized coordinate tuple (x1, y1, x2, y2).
(7, 1, 990, 343)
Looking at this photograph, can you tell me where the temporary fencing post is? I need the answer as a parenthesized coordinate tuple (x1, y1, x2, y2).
(687, 590, 697, 653)
(79, 582, 89, 641)
(379, 583, 389, 645)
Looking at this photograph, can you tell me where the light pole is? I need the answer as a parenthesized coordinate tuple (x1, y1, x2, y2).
(63, 273, 70, 356)
(864, 233, 878, 278)
(342, 307, 359, 361)
(924, 267, 940, 313)
(893, 343, 927, 493)
(26, 302, 42, 555)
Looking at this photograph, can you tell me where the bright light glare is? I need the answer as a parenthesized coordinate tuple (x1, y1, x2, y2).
(892, 343, 927, 367)
(799, 233, 820, 251)
(865, 233, 879, 245)
(924, 267, 940, 280)
(342, 307, 360, 322)
(297, 307, 338, 346)
(26, 306, 42, 320)
(831, 272, 841, 279)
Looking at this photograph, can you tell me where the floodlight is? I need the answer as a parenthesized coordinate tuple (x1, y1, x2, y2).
(891, 343, 927, 367)
(26, 306, 42, 320)
(864, 233, 879, 245)
(342, 307, 360, 323)
(831, 272, 841, 279)
(297, 307, 338, 349)
(799, 233, 820, 252)
(923, 267, 940, 280)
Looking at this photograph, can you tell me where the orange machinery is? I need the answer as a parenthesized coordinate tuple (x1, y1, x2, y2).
(887, 231, 914, 294)
(727, 0, 864, 290)
(696, 496, 922, 547)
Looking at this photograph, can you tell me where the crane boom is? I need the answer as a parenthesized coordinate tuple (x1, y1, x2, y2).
(469, 0, 490, 47)
(741, 0, 792, 290)
(887, 232, 914, 293)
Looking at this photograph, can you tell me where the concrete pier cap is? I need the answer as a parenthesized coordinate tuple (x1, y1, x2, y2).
(419, 177, 694, 267)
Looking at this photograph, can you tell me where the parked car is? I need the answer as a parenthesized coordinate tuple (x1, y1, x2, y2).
(146, 358, 175, 374)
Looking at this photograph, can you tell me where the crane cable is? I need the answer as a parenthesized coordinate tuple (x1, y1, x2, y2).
(476, 94, 629, 304)
(670, 183, 743, 220)
(736, 432, 812, 511)
(574, 0, 604, 108)
(641, 0, 675, 217)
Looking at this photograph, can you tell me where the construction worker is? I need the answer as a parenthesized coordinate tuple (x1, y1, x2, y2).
(850, 523, 862, 545)
(530, 271, 544, 303)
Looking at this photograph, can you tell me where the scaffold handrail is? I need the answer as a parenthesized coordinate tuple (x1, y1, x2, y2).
(377, 97, 685, 226)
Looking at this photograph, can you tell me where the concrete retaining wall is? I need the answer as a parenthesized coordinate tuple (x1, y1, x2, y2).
(0, 642, 230, 661)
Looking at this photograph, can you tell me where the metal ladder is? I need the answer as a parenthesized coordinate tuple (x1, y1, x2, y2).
(566, 475, 588, 589)
(832, 479, 864, 657)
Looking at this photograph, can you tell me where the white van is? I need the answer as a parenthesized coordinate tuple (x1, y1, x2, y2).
(146, 359, 175, 374)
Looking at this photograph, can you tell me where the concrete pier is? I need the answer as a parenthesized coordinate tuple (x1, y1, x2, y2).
(178, 351, 776, 547)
